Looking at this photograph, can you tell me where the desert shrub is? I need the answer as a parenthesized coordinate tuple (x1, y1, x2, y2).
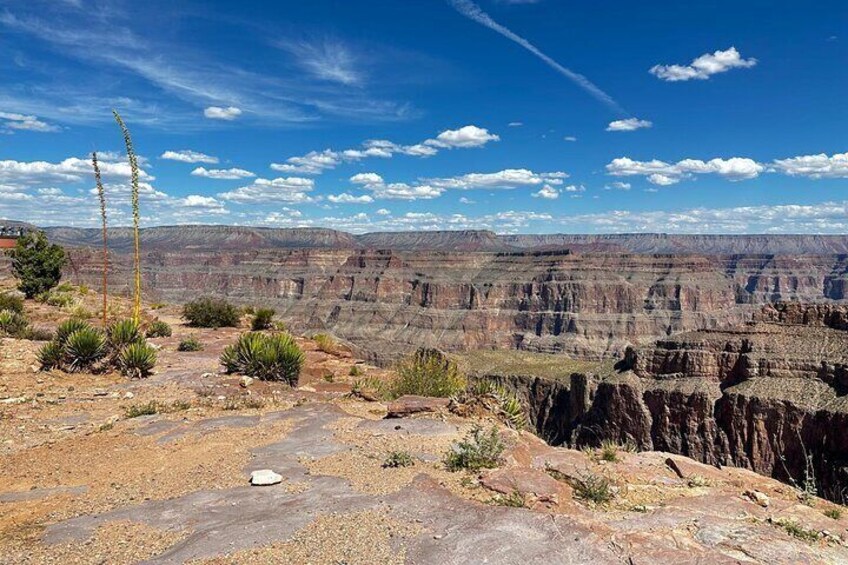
(251, 308, 276, 331)
(69, 304, 93, 320)
(774, 518, 822, 542)
(221, 332, 304, 385)
(37, 341, 64, 370)
(445, 425, 505, 472)
(9, 231, 67, 298)
(183, 296, 241, 328)
(177, 336, 203, 352)
(349, 365, 364, 377)
(600, 440, 620, 462)
(490, 491, 526, 508)
(38, 290, 75, 308)
(118, 341, 157, 378)
(571, 472, 614, 505)
(824, 508, 843, 520)
(0, 309, 29, 337)
(124, 401, 161, 418)
(108, 318, 142, 351)
(146, 320, 172, 338)
(351, 376, 393, 400)
(21, 326, 54, 341)
(313, 333, 338, 354)
(468, 380, 526, 430)
(55, 318, 92, 347)
(382, 450, 415, 468)
(394, 348, 466, 399)
(0, 292, 24, 314)
(64, 327, 107, 372)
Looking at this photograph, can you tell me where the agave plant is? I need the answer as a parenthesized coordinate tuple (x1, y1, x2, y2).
(220, 332, 304, 385)
(37, 341, 64, 371)
(107, 318, 142, 353)
(64, 327, 107, 372)
(113, 111, 142, 323)
(55, 318, 92, 347)
(91, 151, 109, 326)
(118, 341, 157, 378)
(0, 309, 28, 336)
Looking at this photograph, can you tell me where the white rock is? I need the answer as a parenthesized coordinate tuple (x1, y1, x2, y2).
(123, 392, 135, 399)
(250, 469, 282, 486)
(239, 376, 254, 388)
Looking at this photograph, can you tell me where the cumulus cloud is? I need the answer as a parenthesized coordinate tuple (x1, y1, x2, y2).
(204, 106, 242, 120)
(218, 177, 316, 203)
(271, 125, 498, 175)
(607, 156, 765, 185)
(0, 111, 59, 133)
(0, 155, 154, 186)
(424, 125, 500, 148)
(605, 182, 631, 190)
(327, 193, 374, 204)
(606, 118, 652, 132)
(533, 185, 560, 199)
(191, 167, 256, 180)
(650, 47, 757, 82)
(160, 150, 219, 164)
(348, 168, 566, 200)
(771, 152, 848, 179)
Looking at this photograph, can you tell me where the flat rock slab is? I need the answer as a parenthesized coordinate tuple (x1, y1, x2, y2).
(385, 395, 450, 418)
(250, 469, 282, 486)
(357, 417, 458, 437)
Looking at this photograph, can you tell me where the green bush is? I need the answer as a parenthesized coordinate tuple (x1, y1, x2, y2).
(21, 326, 54, 342)
(146, 320, 172, 338)
(118, 341, 157, 378)
(349, 365, 364, 377)
(382, 451, 415, 468)
(183, 296, 241, 328)
(38, 290, 75, 308)
(445, 425, 505, 472)
(8, 231, 67, 298)
(570, 472, 614, 505)
(221, 332, 304, 385)
(0, 310, 29, 337)
(394, 348, 466, 398)
(107, 319, 142, 351)
(64, 327, 107, 372)
(37, 341, 64, 371)
(177, 336, 203, 352)
(251, 308, 276, 331)
(313, 333, 338, 354)
(0, 292, 24, 314)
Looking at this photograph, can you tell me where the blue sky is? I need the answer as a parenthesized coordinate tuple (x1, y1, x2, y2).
(0, 0, 846, 233)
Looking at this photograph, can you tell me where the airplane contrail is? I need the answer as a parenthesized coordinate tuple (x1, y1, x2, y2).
(447, 0, 626, 115)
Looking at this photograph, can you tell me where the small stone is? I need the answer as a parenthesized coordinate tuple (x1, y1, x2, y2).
(123, 392, 135, 399)
(744, 489, 770, 507)
(239, 376, 254, 388)
(201, 372, 216, 379)
(250, 469, 282, 486)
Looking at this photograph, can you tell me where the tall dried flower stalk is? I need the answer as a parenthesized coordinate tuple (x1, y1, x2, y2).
(113, 110, 142, 323)
(91, 151, 109, 325)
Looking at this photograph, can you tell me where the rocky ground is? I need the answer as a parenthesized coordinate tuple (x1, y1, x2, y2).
(2, 287, 848, 564)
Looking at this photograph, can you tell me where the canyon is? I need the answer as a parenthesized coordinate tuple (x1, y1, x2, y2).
(33, 226, 847, 365)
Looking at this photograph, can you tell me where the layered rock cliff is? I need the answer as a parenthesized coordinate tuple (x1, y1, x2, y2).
(472, 305, 848, 502)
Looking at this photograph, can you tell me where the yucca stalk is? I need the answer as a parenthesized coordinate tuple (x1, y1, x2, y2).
(113, 110, 142, 323)
(91, 151, 109, 326)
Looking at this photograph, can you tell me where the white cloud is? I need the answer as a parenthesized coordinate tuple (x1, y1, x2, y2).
(564, 136, 577, 142)
(424, 125, 500, 148)
(375, 208, 391, 215)
(191, 167, 256, 180)
(218, 177, 316, 203)
(204, 106, 242, 120)
(605, 182, 631, 190)
(771, 152, 848, 179)
(350, 172, 385, 185)
(327, 192, 374, 204)
(459, 197, 475, 204)
(277, 38, 363, 86)
(607, 156, 765, 185)
(160, 150, 219, 164)
(0, 155, 154, 186)
(650, 47, 757, 82)
(0, 111, 59, 133)
(508, 121, 523, 127)
(272, 125, 497, 175)
(607, 118, 652, 132)
(533, 185, 560, 199)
